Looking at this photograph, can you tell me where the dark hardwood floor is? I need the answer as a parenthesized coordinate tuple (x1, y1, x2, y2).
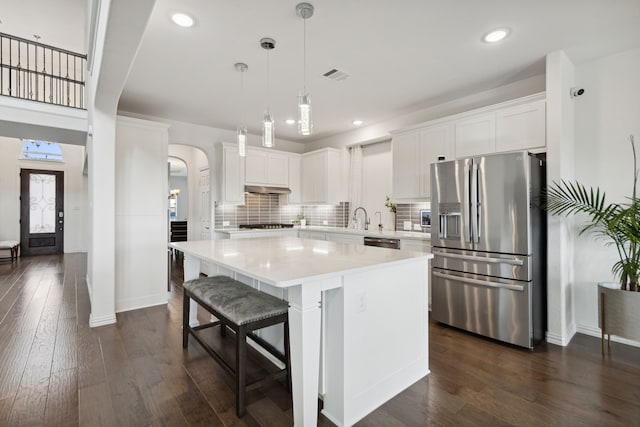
(0, 253, 639, 426)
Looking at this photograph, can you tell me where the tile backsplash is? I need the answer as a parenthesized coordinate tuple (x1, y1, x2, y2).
(215, 193, 349, 228)
(395, 202, 431, 233)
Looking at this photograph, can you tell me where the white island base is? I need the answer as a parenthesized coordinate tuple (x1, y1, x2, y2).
(172, 237, 431, 427)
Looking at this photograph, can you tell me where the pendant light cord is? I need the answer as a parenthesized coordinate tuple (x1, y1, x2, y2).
(266, 48, 271, 112)
(303, 16, 307, 93)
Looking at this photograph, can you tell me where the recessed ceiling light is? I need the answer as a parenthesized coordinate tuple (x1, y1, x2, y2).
(171, 12, 195, 28)
(352, 120, 363, 126)
(483, 28, 509, 43)
(284, 119, 296, 125)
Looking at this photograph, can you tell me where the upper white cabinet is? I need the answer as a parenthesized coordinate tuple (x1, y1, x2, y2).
(216, 142, 245, 205)
(419, 124, 454, 197)
(302, 148, 344, 204)
(454, 113, 495, 158)
(245, 148, 289, 187)
(392, 123, 453, 201)
(495, 99, 546, 152)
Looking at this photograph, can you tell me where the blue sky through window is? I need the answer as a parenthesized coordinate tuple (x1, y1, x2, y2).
(22, 140, 63, 161)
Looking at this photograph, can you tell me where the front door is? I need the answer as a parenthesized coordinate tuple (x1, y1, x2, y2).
(20, 169, 64, 255)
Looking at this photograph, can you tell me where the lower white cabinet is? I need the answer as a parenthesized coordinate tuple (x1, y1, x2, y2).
(400, 238, 432, 309)
(325, 233, 364, 245)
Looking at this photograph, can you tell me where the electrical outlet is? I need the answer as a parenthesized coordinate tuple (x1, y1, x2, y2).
(222, 221, 230, 227)
(323, 220, 328, 225)
(413, 224, 421, 231)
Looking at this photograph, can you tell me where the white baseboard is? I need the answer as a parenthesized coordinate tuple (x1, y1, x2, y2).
(545, 322, 577, 346)
(89, 313, 117, 327)
(576, 324, 640, 348)
(116, 292, 168, 313)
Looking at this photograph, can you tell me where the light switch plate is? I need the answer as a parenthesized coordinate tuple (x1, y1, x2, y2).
(323, 220, 328, 225)
(413, 224, 421, 231)
(222, 221, 230, 227)
(403, 221, 412, 231)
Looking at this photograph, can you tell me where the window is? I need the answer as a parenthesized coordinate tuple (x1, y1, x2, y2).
(21, 140, 63, 162)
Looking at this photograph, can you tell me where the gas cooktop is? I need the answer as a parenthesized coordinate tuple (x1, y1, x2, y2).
(238, 223, 294, 230)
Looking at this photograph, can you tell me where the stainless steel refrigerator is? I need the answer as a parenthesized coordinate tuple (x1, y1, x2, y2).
(430, 151, 546, 348)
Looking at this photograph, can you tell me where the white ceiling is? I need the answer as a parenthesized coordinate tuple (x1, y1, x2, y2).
(2, 1, 640, 145)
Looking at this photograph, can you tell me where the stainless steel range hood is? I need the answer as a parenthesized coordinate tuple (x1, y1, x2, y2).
(244, 185, 292, 194)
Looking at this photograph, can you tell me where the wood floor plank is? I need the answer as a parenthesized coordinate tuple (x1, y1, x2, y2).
(78, 382, 117, 427)
(44, 368, 79, 427)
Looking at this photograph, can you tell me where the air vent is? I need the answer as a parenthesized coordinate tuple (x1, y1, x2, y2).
(322, 68, 350, 81)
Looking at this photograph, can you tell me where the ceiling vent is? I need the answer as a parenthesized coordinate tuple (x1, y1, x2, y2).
(322, 68, 350, 81)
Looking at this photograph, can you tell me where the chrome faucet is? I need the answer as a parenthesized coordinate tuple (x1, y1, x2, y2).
(375, 211, 382, 232)
(353, 207, 370, 230)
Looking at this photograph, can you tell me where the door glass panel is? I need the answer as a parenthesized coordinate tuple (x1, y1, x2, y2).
(29, 174, 56, 233)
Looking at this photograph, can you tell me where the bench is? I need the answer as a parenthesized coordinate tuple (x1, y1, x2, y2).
(0, 241, 19, 262)
(182, 275, 291, 417)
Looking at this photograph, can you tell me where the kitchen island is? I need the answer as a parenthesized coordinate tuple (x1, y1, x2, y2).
(170, 236, 432, 427)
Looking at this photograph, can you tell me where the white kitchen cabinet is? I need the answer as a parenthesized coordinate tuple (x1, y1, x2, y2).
(400, 238, 432, 309)
(495, 99, 546, 152)
(287, 154, 302, 204)
(419, 124, 454, 198)
(391, 130, 420, 200)
(245, 148, 289, 187)
(298, 230, 326, 240)
(302, 148, 344, 204)
(325, 233, 364, 245)
(454, 112, 495, 159)
(392, 124, 453, 200)
(216, 142, 245, 205)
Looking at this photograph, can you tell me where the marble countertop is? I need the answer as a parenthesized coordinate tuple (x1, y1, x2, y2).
(170, 236, 432, 288)
(214, 225, 431, 241)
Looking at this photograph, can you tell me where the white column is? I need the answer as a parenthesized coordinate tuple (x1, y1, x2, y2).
(88, 109, 117, 327)
(287, 281, 323, 427)
(545, 50, 576, 345)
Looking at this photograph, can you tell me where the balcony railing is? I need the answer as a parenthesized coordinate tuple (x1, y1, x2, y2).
(0, 32, 86, 109)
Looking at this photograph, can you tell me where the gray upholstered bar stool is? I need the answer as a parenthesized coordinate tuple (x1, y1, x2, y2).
(182, 275, 291, 417)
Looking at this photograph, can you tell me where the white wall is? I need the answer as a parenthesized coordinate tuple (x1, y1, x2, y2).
(0, 136, 88, 252)
(361, 141, 394, 230)
(572, 47, 640, 342)
(114, 116, 169, 313)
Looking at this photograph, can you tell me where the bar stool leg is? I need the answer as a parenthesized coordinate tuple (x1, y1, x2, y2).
(183, 291, 190, 348)
(284, 320, 292, 393)
(236, 325, 247, 417)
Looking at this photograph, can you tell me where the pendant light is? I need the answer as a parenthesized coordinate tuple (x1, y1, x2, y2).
(235, 62, 248, 157)
(260, 38, 275, 148)
(296, 3, 314, 136)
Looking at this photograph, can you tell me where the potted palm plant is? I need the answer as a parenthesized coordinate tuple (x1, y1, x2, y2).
(543, 134, 640, 350)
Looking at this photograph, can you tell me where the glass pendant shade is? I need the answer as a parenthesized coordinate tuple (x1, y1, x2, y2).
(262, 112, 274, 148)
(298, 93, 313, 136)
(237, 127, 247, 157)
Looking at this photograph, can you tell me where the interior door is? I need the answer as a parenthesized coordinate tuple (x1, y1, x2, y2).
(20, 169, 64, 255)
(199, 167, 211, 239)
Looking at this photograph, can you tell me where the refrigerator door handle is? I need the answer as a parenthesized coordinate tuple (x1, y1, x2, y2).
(471, 162, 480, 244)
(464, 163, 472, 243)
(433, 250, 524, 266)
(433, 270, 525, 292)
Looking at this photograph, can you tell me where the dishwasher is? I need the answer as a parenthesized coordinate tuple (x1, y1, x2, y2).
(364, 236, 401, 249)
